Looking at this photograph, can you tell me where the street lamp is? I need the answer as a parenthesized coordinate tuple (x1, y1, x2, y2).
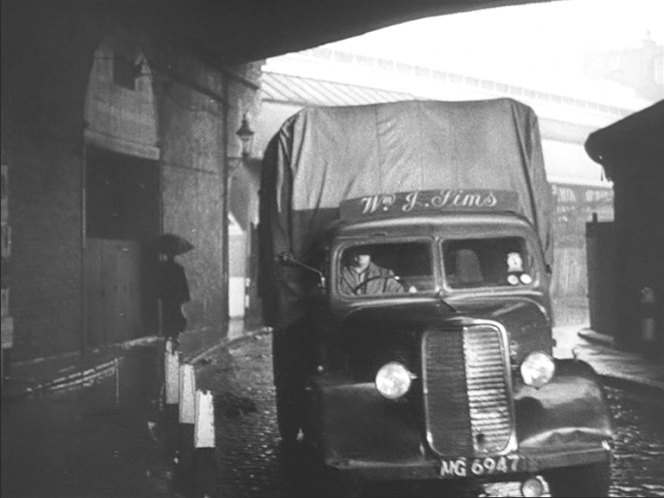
(236, 113, 255, 159)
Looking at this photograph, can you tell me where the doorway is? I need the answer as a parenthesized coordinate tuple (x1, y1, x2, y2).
(85, 146, 160, 346)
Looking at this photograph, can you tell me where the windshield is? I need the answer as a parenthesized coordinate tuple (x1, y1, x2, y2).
(338, 241, 434, 297)
(442, 236, 536, 289)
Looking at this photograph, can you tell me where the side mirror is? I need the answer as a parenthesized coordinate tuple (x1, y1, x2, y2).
(277, 252, 294, 265)
(276, 252, 326, 289)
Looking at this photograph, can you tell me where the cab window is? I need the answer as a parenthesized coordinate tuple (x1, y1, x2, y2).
(338, 242, 434, 296)
(442, 237, 535, 289)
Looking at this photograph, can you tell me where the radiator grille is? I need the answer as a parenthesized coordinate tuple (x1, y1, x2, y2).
(423, 324, 513, 456)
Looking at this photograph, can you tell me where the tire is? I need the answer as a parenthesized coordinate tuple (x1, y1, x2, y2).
(545, 461, 610, 497)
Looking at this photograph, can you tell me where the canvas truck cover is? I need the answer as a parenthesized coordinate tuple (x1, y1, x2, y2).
(259, 98, 553, 328)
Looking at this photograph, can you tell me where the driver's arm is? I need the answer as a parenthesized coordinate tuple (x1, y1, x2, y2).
(384, 272, 406, 293)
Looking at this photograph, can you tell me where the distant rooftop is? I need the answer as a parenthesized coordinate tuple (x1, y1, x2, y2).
(265, 47, 652, 122)
(258, 57, 614, 185)
(261, 72, 415, 107)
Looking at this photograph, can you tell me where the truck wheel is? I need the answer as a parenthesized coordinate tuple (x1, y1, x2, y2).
(545, 462, 610, 497)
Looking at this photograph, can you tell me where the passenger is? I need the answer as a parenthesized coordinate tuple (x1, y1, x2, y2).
(339, 248, 405, 295)
(448, 248, 483, 287)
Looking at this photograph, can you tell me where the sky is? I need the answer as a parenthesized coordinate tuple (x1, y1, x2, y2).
(316, 0, 663, 99)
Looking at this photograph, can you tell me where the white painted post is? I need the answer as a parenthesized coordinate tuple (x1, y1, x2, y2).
(194, 390, 216, 448)
(193, 389, 217, 496)
(179, 363, 196, 424)
(165, 340, 180, 405)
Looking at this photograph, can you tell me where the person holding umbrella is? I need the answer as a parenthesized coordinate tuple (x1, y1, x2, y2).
(156, 234, 192, 345)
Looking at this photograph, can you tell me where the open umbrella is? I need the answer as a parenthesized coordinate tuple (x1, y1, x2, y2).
(154, 233, 195, 255)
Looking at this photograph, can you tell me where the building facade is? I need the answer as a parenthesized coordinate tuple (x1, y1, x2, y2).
(585, 101, 664, 356)
(1, 3, 262, 362)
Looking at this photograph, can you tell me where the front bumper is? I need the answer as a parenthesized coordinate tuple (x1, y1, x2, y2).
(329, 446, 611, 482)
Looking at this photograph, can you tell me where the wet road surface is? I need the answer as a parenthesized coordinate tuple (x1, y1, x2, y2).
(1, 346, 171, 498)
(608, 388, 664, 497)
(4, 331, 660, 497)
(204, 332, 664, 497)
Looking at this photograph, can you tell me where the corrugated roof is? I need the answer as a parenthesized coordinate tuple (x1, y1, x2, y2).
(261, 72, 415, 107)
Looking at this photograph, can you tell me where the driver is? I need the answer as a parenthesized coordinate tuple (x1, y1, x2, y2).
(339, 247, 405, 295)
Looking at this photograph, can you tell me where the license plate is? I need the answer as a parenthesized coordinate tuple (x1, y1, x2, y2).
(439, 455, 521, 478)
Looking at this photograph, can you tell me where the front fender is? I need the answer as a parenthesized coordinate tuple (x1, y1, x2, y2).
(309, 376, 423, 467)
(308, 360, 612, 476)
(515, 359, 613, 450)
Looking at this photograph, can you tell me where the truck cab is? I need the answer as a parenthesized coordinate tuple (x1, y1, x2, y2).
(330, 211, 550, 319)
(273, 191, 612, 497)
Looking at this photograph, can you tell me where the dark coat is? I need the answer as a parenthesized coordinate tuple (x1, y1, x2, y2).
(158, 260, 190, 336)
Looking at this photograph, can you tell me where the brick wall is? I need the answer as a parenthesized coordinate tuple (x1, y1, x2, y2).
(1, 3, 108, 360)
(6, 142, 84, 359)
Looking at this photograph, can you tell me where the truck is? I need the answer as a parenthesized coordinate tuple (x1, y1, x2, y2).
(258, 98, 613, 497)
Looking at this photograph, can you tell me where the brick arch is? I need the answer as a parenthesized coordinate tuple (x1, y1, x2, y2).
(84, 28, 160, 160)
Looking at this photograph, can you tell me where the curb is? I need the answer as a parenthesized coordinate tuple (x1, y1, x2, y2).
(3, 326, 273, 400)
(577, 329, 664, 397)
(578, 328, 615, 348)
(186, 326, 273, 365)
(27, 357, 121, 395)
(597, 373, 664, 399)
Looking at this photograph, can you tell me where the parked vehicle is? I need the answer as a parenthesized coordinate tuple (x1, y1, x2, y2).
(259, 99, 613, 497)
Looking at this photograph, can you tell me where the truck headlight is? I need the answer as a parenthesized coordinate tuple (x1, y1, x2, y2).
(375, 362, 413, 399)
(520, 352, 555, 388)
